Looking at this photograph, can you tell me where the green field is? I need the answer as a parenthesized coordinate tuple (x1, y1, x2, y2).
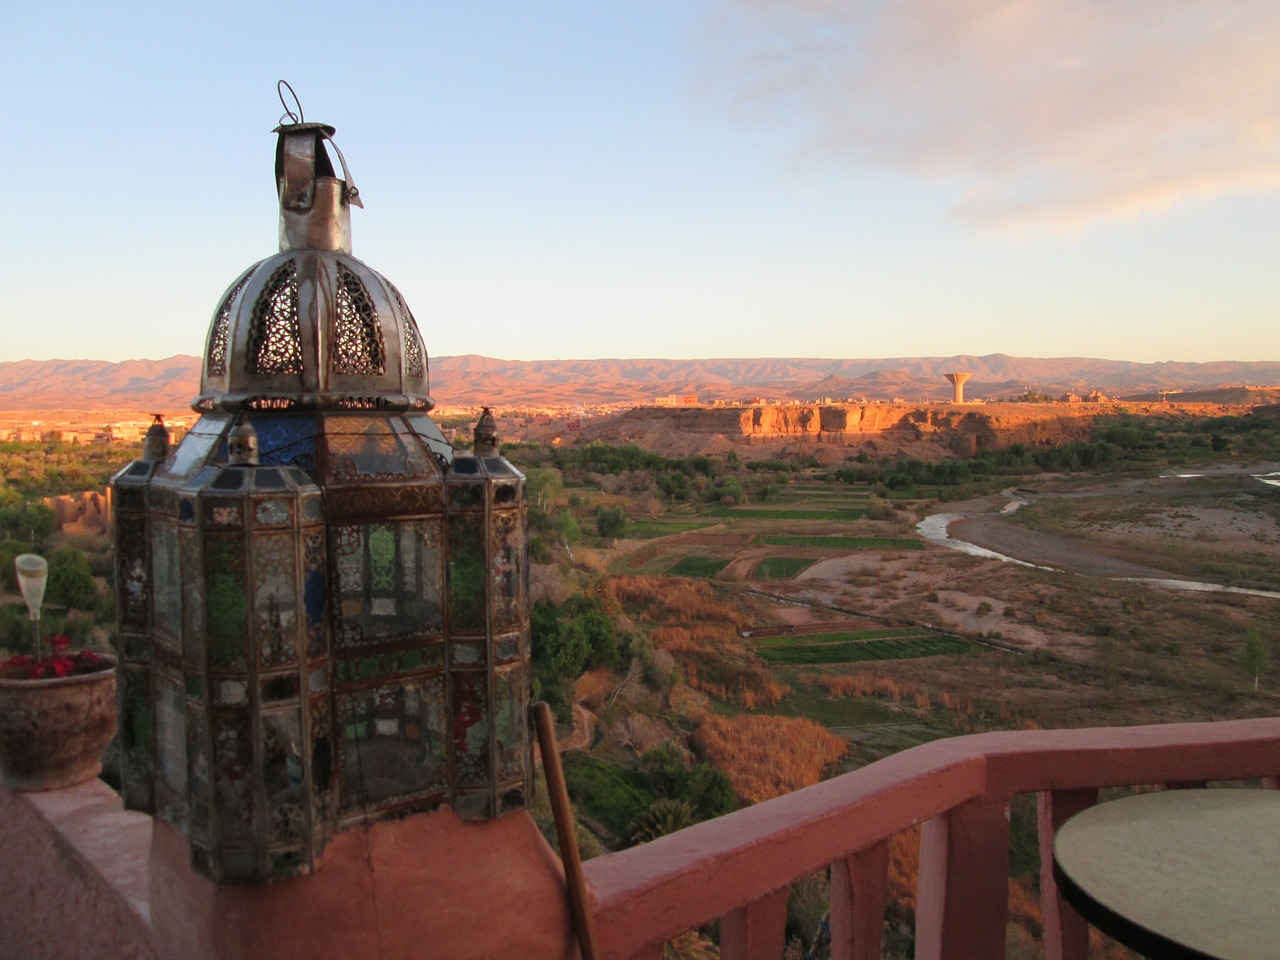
(755, 535, 923, 550)
(757, 634, 975, 664)
(753, 627, 925, 647)
(621, 520, 717, 539)
(751, 557, 816, 579)
(668, 556, 731, 578)
(705, 507, 866, 521)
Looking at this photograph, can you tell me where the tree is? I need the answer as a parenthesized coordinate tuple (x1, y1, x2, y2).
(554, 511, 580, 562)
(46, 547, 98, 611)
(1238, 627, 1271, 691)
(595, 506, 625, 540)
(524, 467, 563, 515)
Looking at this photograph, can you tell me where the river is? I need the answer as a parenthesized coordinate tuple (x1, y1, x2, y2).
(917, 475, 1280, 601)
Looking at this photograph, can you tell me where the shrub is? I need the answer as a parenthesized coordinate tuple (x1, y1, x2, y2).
(595, 506, 626, 539)
(46, 547, 99, 611)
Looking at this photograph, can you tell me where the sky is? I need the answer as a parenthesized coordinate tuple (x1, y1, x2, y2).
(2, 1, 1278, 365)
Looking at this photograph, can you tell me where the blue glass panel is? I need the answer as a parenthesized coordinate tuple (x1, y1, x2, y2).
(249, 414, 319, 475)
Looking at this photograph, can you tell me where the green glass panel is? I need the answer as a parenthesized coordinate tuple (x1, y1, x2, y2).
(206, 536, 247, 669)
(152, 520, 181, 640)
(369, 526, 395, 593)
(447, 514, 486, 633)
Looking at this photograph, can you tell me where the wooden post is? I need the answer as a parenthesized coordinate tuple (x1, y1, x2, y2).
(532, 701, 599, 960)
(915, 797, 1010, 960)
(829, 840, 889, 960)
(1038, 789, 1096, 960)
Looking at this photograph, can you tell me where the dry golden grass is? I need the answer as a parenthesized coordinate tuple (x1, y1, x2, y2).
(614, 575, 788, 708)
(692, 714, 847, 804)
(610, 575, 754, 630)
(817, 672, 977, 721)
(574, 668, 613, 711)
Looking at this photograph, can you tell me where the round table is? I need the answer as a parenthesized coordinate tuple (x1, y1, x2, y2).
(1053, 789, 1280, 960)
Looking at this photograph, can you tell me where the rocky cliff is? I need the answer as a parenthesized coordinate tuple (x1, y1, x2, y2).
(578, 401, 1250, 462)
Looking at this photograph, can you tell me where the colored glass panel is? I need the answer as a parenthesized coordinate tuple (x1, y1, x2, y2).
(338, 675, 448, 811)
(205, 536, 247, 669)
(447, 514, 486, 633)
(253, 534, 299, 667)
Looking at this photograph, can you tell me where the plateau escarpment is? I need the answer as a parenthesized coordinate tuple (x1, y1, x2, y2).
(577, 401, 1253, 462)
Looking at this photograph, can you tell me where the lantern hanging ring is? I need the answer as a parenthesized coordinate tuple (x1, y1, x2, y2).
(277, 79, 303, 125)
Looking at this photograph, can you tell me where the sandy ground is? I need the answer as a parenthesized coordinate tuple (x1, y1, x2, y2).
(770, 466, 1280, 654)
(947, 514, 1178, 579)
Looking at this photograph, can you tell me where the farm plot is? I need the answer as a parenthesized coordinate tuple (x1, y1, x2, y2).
(705, 507, 866, 521)
(751, 557, 817, 579)
(667, 555, 731, 578)
(756, 630, 975, 664)
(755, 535, 923, 550)
(622, 519, 717, 539)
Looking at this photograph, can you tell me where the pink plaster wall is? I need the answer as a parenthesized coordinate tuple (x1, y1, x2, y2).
(0, 779, 156, 960)
(149, 810, 578, 960)
(0, 777, 578, 960)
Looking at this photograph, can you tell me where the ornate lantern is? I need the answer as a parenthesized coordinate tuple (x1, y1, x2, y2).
(444, 408, 530, 819)
(112, 107, 531, 882)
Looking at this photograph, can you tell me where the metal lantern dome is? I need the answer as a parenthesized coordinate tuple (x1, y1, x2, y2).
(112, 104, 531, 883)
(197, 121, 431, 416)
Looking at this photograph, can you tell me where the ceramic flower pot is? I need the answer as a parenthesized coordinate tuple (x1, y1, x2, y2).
(0, 655, 117, 791)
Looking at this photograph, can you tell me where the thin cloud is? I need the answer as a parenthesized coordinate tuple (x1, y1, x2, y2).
(705, 0, 1280, 231)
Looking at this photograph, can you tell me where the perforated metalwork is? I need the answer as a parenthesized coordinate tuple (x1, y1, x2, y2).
(333, 265, 385, 376)
(262, 714, 305, 842)
(207, 271, 253, 377)
(253, 535, 299, 667)
(389, 284, 426, 381)
(336, 674, 448, 814)
(248, 260, 302, 375)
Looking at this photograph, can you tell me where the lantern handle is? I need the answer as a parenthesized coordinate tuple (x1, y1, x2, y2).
(277, 79, 303, 125)
(320, 131, 364, 209)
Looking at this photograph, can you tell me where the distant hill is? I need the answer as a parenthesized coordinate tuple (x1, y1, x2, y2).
(1, 353, 1279, 411)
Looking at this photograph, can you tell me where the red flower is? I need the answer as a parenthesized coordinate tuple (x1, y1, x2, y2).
(3, 639, 107, 681)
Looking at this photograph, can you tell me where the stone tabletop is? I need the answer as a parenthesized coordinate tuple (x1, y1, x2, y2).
(1053, 789, 1280, 960)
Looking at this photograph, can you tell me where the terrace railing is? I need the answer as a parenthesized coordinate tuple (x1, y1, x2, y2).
(582, 717, 1280, 960)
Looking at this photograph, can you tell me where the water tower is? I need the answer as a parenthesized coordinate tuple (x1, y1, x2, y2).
(944, 372, 971, 404)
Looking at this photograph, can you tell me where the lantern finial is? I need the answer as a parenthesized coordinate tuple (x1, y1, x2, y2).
(474, 407, 499, 455)
(143, 414, 170, 462)
(227, 415, 260, 465)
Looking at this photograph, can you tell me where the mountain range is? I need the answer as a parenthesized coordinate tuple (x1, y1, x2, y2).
(1, 354, 1279, 411)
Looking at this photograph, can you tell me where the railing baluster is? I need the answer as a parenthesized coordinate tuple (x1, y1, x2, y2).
(829, 840, 888, 960)
(915, 797, 1010, 960)
(720, 887, 789, 960)
(1038, 788, 1097, 960)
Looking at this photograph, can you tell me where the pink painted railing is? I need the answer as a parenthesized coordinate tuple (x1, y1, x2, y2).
(582, 718, 1280, 960)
